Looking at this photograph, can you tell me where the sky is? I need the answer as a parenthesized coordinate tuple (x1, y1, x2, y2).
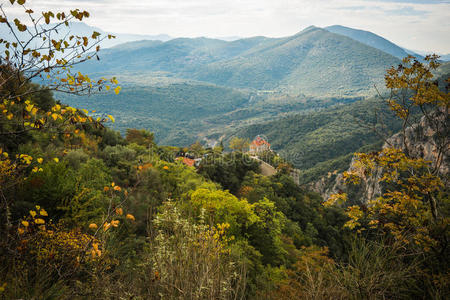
(3, 0, 450, 53)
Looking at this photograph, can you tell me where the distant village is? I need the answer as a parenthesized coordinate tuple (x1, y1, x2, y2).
(172, 135, 302, 181)
(177, 135, 273, 168)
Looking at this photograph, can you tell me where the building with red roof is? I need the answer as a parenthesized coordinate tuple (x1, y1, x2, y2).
(182, 157, 195, 167)
(249, 136, 271, 154)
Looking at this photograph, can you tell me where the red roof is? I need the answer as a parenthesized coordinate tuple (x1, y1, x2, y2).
(182, 157, 195, 167)
(251, 137, 270, 147)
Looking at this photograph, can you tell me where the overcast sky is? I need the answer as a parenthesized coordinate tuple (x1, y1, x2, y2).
(4, 0, 450, 53)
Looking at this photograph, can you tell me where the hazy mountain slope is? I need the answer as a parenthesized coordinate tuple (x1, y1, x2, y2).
(191, 26, 400, 95)
(79, 37, 273, 76)
(440, 54, 450, 61)
(80, 37, 230, 74)
(76, 26, 400, 97)
(0, 22, 172, 51)
(325, 25, 413, 59)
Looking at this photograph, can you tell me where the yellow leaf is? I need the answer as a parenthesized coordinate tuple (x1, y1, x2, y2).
(21, 220, 29, 227)
(107, 114, 115, 123)
(29, 210, 36, 218)
(53, 158, 59, 163)
(34, 218, 45, 224)
(115, 207, 123, 215)
(37, 158, 43, 164)
(39, 209, 48, 216)
(126, 214, 135, 221)
(114, 86, 121, 95)
(26, 104, 33, 112)
(103, 222, 111, 232)
(89, 223, 98, 230)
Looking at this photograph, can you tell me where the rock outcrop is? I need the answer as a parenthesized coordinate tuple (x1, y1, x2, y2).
(311, 108, 449, 203)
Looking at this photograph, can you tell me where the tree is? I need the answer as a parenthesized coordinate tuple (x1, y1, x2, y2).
(0, 0, 121, 228)
(0, 0, 120, 100)
(229, 137, 249, 152)
(188, 141, 204, 157)
(146, 201, 245, 299)
(384, 55, 449, 175)
(0, 0, 120, 152)
(125, 128, 154, 147)
(325, 55, 449, 258)
(0, 4, 133, 296)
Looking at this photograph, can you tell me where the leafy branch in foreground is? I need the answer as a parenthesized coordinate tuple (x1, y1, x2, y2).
(325, 55, 449, 254)
(0, 0, 120, 99)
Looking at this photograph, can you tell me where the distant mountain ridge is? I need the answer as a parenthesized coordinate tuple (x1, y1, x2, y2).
(77, 25, 400, 97)
(0, 21, 172, 50)
(324, 25, 424, 60)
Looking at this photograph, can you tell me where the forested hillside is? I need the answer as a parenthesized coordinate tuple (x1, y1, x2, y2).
(226, 97, 401, 182)
(60, 82, 363, 145)
(1, 1, 448, 299)
(60, 81, 251, 145)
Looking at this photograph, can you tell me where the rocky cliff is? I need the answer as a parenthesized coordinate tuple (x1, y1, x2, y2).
(311, 108, 449, 203)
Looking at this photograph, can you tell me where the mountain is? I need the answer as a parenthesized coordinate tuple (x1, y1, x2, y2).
(190, 26, 399, 95)
(55, 25, 404, 146)
(440, 54, 450, 61)
(0, 21, 172, 50)
(324, 25, 420, 60)
(52, 22, 173, 48)
(78, 26, 400, 97)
